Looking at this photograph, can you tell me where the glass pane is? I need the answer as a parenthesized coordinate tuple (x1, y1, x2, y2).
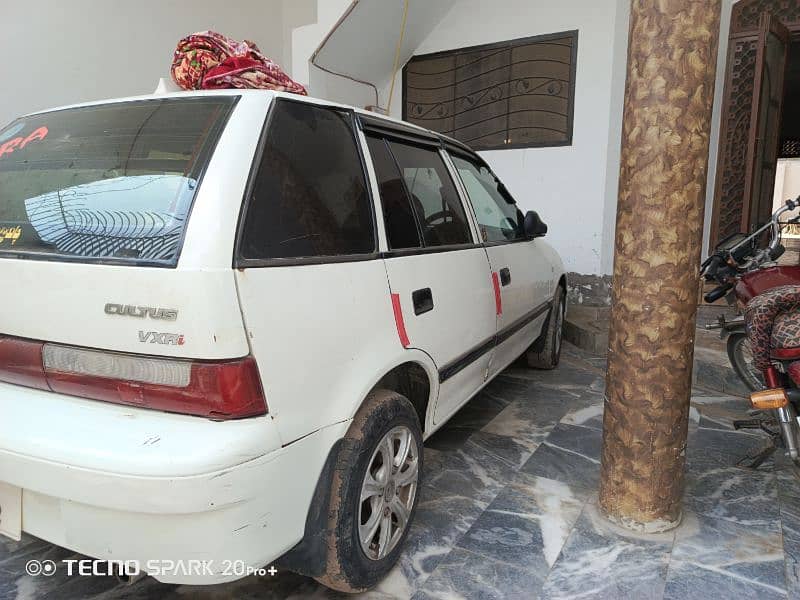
(386, 141, 472, 247)
(0, 97, 236, 265)
(239, 101, 374, 260)
(451, 154, 523, 242)
(366, 135, 421, 250)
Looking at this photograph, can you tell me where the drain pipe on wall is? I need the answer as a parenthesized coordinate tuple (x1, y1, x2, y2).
(309, 0, 410, 115)
(309, 1, 381, 110)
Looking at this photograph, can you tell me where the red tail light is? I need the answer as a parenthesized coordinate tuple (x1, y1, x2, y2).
(0, 336, 48, 390)
(0, 335, 267, 420)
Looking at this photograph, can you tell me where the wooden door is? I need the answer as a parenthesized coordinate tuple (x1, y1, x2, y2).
(743, 13, 791, 232)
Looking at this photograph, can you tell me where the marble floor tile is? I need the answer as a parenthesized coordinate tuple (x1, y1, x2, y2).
(487, 386, 587, 430)
(689, 395, 751, 431)
(669, 511, 785, 592)
(457, 473, 587, 571)
(466, 429, 545, 470)
(684, 465, 780, 526)
(92, 570, 343, 600)
(414, 548, 544, 600)
(500, 365, 602, 390)
(663, 560, 787, 600)
(424, 425, 475, 452)
(686, 426, 777, 474)
(442, 388, 512, 432)
(367, 483, 501, 598)
(471, 395, 575, 468)
(665, 510, 788, 600)
(521, 423, 602, 492)
(560, 402, 604, 431)
(423, 439, 515, 510)
(777, 469, 800, 599)
(538, 501, 673, 600)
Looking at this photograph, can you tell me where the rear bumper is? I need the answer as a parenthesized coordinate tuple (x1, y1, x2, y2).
(0, 382, 350, 584)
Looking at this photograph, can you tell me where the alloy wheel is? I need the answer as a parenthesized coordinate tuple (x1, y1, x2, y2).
(358, 425, 419, 561)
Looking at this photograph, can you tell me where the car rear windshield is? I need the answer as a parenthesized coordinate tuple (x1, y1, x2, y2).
(0, 96, 236, 266)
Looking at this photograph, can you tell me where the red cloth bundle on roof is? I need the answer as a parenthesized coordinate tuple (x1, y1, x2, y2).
(171, 30, 307, 94)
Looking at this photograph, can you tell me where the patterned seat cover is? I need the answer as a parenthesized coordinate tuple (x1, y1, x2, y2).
(744, 285, 800, 371)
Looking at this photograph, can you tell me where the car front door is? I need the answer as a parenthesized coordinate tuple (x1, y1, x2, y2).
(447, 150, 553, 376)
(363, 132, 498, 425)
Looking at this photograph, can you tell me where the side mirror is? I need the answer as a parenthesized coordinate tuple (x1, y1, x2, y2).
(524, 211, 548, 238)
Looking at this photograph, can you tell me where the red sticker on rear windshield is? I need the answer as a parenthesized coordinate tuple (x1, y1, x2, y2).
(0, 126, 48, 159)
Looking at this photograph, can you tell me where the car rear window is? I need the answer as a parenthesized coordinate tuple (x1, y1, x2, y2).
(0, 96, 236, 266)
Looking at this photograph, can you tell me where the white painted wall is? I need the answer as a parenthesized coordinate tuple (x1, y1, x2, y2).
(703, 0, 738, 257)
(291, 0, 352, 86)
(289, 0, 746, 273)
(0, 0, 288, 127)
(774, 159, 800, 210)
(380, 0, 630, 275)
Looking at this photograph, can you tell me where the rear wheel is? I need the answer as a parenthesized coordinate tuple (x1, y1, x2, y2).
(315, 389, 422, 593)
(526, 286, 565, 370)
(727, 332, 765, 392)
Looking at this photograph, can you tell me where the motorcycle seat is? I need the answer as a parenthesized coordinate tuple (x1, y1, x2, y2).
(745, 285, 800, 370)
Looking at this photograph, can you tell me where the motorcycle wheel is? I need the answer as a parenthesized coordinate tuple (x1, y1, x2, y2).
(727, 332, 765, 392)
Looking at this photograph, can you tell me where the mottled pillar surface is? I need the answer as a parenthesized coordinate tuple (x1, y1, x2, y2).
(599, 0, 722, 532)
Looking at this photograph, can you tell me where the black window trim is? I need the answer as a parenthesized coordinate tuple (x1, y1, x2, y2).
(357, 114, 440, 147)
(365, 134, 426, 251)
(0, 95, 240, 269)
(381, 242, 483, 259)
(402, 30, 579, 151)
(444, 145, 532, 248)
(233, 97, 380, 269)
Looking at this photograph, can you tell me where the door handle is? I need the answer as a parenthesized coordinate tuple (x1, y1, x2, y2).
(499, 268, 511, 286)
(412, 288, 434, 315)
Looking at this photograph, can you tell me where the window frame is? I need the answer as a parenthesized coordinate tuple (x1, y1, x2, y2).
(385, 137, 476, 250)
(444, 145, 531, 248)
(357, 115, 485, 257)
(402, 30, 579, 151)
(233, 97, 380, 269)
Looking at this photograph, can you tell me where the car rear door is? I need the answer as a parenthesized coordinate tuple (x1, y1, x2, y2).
(362, 130, 497, 425)
(232, 98, 398, 444)
(446, 149, 553, 376)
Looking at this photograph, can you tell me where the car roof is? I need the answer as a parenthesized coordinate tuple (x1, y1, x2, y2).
(17, 89, 473, 153)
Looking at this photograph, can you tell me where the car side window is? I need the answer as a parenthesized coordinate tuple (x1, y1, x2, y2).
(365, 135, 422, 250)
(239, 100, 375, 260)
(450, 154, 525, 243)
(386, 141, 473, 247)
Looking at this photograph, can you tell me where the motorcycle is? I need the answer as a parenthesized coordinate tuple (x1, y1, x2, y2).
(703, 199, 800, 390)
(702, 198, 800, 466)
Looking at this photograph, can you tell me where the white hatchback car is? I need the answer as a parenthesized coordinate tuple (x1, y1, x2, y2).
(0, 90, 565, 592)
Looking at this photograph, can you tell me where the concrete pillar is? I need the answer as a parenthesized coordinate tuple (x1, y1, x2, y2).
(599, 0, 722, 532)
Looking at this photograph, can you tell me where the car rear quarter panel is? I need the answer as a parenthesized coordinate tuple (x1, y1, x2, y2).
(234, 261, 439, 444)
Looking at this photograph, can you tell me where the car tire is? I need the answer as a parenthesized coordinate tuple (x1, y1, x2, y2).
(526, 286, 566, 370)
(314, 389, 423, 593)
